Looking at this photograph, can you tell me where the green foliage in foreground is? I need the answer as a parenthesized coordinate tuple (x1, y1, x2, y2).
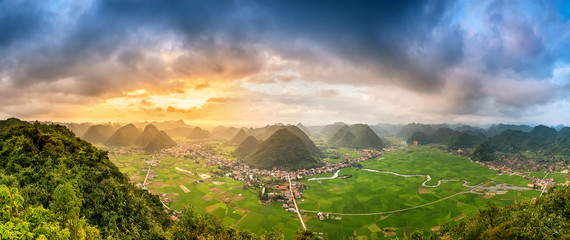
(421, 187, 570, 240)
(0, 184, 101, 240)
(0, 121, 170, 239)
(0, 119, 320, 239)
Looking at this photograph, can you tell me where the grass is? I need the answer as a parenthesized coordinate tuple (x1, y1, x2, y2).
(529, 171, 568, 183)
(547, 173, 568, 183)
(212, 142, 238, 160)
(324, 148, 363, 162)
(493, 174, 532, 187)
(110, 153, 152, 183)
(383, 137, 406, 145)
(109, 145, 541, 239)
(361, 145, 496, 185)
(297, 146, 540, 239)
(110, 154, 300, 239)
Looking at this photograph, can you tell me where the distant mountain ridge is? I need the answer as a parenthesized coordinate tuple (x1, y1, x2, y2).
(212, 126, 241, 140)
(82, 125, 118, 144)
(104, 124, 141, 146)
(229, 129, 248, 145)
(187, 127, 213, 139)
(327, 124, 386, 149)
(468, 125, 570, 161)
(486, 123, 534, 137)
(407, 127, 486, 148)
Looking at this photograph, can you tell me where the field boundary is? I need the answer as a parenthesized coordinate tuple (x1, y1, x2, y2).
(301, 181, 491, 216)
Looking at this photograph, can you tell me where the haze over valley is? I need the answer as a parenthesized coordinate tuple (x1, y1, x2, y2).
(1, 0, 570, 239)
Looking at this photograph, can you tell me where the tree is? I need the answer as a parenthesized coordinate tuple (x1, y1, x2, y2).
(50, 183, 82, 226)
(0, 184, 100, 240)
(294, 229, 321, 240)
(409, 230, 425, 240)
(167, 207, 257, 239)
(435, 187, 570, 239)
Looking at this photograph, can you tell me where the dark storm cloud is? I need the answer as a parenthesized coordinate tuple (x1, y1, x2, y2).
(1, 0, 460, 92)
(1, 0, 570, 122)
(257, 0, 462, 91)
(0, 1, 45, 47)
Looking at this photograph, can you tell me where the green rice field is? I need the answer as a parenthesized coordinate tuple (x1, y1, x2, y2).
(110, 154, 301, 238)
(298, 146, 540, 239)
(110, 145, 541, 239)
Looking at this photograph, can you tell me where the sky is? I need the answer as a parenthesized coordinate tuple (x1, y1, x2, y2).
(1, 0, 570, 126)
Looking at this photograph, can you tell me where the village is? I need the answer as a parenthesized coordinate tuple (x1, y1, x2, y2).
(115, 141, 385, 221)
(479, 159, 569, 188)
(114, 140, 568, 225)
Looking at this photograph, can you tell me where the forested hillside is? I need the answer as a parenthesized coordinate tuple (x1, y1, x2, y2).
(245, 129, 323, 170)
(472, 125, 570, 162)
(407, 127, 486, 148)
(428, 187, 570, 239)
(0, 119, 296, 239)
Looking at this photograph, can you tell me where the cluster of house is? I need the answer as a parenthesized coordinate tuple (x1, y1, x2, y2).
(148, 140, 386, 191)
(482, 156, 569, 175)
(482, 161, 569, 188)
(159, 193, 174, 207)
(108, 146, 144, 156)
(135, 156, 159, 189)
(159, 142, 207, 159)
(275, 181, 304, 213)
(529, 176, 560, 189)
(129, 142, 388, 221)
(316, 212, 329, 221)
(230, 149, 384, 183)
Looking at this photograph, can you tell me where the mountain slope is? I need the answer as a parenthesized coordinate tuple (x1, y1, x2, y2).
(187, 127, 213, 139)
(234, 136, 262, 159)
(397, 123, 437, 139)
(0, 117, 28, 133)
(104, 123, 141, 146)
(434, 187, 570, 239)
(164, 127, 194, 138)
(145, 130, 177, 152)
(229, 129, 248, 145)
(245, 129, 323, 170)
(0, 119, 170, 239)
(329, 126, 356, 146)
(407, 127, 486, 148)
(135, 124, 160, 147)
(320, 122, 349, 139)
(349, 124, 386, 149)
(285, 125, 324, 158)
(486, 123, 533, 137)
(296, 123, 311, 136)
(212, 126, 240, 139)
(81, 125, 117, 144)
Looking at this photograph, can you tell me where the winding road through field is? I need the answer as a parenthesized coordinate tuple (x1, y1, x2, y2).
(360, 168, 477, 188)
(301, 187, 475, 216)
(301, 168, 535, 216)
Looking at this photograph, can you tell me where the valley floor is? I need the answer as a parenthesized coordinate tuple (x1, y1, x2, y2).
(109, 144, 549, 239)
